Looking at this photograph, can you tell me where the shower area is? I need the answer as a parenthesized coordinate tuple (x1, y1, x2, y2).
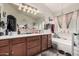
(64, 10, 79, 56)
(52, 9, 79, 56)
(72, 10, 79, 56)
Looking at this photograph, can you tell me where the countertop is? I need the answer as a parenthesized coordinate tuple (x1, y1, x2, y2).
(0, 33, 51, 40)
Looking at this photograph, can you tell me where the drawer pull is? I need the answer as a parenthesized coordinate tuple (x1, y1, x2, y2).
(12, 51, 14, 55)
(0, 53, 9, 55)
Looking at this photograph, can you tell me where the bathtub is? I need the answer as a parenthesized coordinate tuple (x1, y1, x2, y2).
(52, 34, 72, 55)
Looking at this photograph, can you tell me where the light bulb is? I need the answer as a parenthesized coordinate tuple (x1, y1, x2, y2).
(27, 9, 30, 13)
(25, 6, 28, 9)
(27, 7, 32, 13)
(18, 4, 22, 10)
(28, 7, 32, 10)
(30, 10, 34, 14)
(34, 12, 37, 15)
(33, 9, 36, 12)
(30, 9, 34, 14)
(23, 8, 26, 12)
(36, 10, 39, 13)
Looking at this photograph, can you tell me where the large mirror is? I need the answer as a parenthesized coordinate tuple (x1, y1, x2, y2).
(0, 3, 44, 36)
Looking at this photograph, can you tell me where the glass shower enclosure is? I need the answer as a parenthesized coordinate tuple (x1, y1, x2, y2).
(72, 11, 79, 56)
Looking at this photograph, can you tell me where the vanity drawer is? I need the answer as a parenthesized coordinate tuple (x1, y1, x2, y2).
(0, 40, 9, 47)
(11, 38, 25, 45)
(27, 46, 41, 56)
(27, 39, 41, 48)
(42, 35, 48, 39)
(27, 36, 40, 42)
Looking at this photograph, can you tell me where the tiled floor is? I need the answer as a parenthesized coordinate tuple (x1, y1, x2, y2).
(36, 48, 65, 56)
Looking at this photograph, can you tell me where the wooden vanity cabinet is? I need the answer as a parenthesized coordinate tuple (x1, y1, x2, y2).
(41, 35, 48, 51)
(26, 36, 41, 56)
(0, 34, 51, 56)
(0, 40, 9, 56)
(10, 38, 26, 56)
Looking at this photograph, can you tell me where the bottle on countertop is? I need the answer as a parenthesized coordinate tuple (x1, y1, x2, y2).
(17, 29, 20, 34)
(5, 29, 8, 35)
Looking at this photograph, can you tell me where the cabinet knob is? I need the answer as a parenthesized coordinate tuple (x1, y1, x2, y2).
(12, 51, 14, 54)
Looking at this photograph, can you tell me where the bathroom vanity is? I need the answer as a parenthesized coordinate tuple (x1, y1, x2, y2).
(0, 33, 51, 56)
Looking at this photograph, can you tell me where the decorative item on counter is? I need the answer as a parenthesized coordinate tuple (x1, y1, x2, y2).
(44, 23, 51, 30)
(3, 11, 6, 17)
(17, 29, 20, 34)
(24, 24, 28, 29)
(5, 29, 9, 35)
(0, 32, 4, 36)
(32, 22, 36, 26)
(49, 17, 53, 21)
(0, 21, 5, 29)
(17, 24, 19, 29)
(74, 42, 76, 46)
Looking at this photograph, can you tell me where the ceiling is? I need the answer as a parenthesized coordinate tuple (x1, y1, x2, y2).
(28, 3, 79, 16)
(12, 3, 79, 18)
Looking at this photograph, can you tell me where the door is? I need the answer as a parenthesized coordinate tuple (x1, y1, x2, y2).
(42, 35, 48, 51)
(48, 34, 52, 48)
(11, 43, 26, 56)
(0, 46, 9, 56)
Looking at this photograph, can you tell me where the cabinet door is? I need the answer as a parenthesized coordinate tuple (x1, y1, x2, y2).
(48, 34, 52, 48)
(27, 36, 41, 49)
(0, 46, 9, 56)
(11, 43, 26, 56)
(27, 46, 40, 56)
(0, 40, 9, 47)
(42, 35, 48, 51)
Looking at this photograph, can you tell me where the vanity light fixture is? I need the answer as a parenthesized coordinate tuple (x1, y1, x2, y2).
(18, 3, 40, 15)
